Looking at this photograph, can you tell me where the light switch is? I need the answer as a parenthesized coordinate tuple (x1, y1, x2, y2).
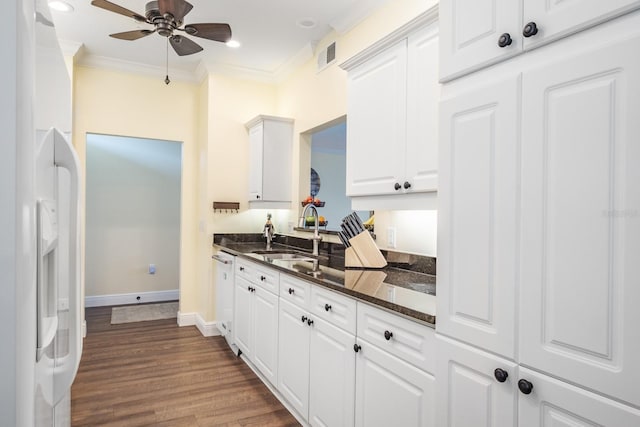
(387, 227, 396, 249)
(149, 264, 156, 274)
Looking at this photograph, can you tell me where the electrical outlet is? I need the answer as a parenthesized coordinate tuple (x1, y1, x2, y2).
(387, 227, 396, 249)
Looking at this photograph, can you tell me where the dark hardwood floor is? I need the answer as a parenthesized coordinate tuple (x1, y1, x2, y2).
(72, 306, 300, 427)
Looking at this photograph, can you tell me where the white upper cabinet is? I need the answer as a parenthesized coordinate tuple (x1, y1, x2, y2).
(440, 0, 640, 81)
(245, 115, 293, 209)
(519, 32, 640, 408)
(437, 76, 520, 360)
(345, 40, 407, 197)
(341, 10, 439, 202)
(440, 0, 521, 82)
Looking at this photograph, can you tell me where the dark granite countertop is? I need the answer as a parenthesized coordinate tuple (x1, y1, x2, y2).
(213, 234, 436, 326)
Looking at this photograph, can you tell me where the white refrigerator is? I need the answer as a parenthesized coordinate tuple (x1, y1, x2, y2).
(1, 0, 82, 425)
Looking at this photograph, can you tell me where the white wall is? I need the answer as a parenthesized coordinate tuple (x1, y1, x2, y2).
(85, 134, 181, 297)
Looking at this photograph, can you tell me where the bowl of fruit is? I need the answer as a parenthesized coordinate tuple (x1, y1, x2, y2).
(305, 215, 327, 227)
(301, 196, 325, 207)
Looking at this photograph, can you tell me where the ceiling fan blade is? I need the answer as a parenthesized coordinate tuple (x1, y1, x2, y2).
(158, 0, 193, 23)
(110, 29, 155, 41)
(91, 0, 147, 22)
(183, 23, 232, 43)
(169, 35, 203, 56)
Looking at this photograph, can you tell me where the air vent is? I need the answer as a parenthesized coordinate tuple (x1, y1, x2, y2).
(317, 42, 337, 72)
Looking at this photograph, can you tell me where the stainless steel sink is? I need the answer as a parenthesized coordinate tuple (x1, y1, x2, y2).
(252, 250, 316, 262)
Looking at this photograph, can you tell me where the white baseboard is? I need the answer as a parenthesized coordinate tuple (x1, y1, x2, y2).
(84, 289, 179, 307)
(177, 311, 196, 326)
(177, 312, 221, 337)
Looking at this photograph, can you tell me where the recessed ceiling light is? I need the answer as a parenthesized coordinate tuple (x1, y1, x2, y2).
(48, 0, 74, 12)
(226, 40, 241, 48)
(296, 18, 316, 29)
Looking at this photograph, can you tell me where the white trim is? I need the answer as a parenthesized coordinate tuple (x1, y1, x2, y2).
(57, 39, 84, 59)
(77, 54, 200, 84)
(84, 289, 179, 307)
(339, 5, 439, 71)
(177, 311, 197, 327)
(82, 320, 86, 338)
(195, 314, 220, 337)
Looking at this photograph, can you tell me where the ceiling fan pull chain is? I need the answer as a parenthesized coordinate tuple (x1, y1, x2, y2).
(165, 37, 171, 85)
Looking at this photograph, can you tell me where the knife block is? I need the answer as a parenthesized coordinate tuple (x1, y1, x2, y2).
(345, 231, 387, 268)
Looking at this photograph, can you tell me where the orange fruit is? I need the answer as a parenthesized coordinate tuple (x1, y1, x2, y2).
(319, 216, 326, 222)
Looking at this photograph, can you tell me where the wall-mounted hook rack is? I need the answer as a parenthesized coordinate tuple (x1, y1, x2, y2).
(213, 202, 240, 214)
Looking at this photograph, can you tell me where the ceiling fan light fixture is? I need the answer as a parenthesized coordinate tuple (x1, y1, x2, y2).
(226, 40, 240, 48)
(48, 0, 74, 12)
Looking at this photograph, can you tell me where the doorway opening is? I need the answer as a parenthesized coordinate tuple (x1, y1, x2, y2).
(84, 133, 182, 308)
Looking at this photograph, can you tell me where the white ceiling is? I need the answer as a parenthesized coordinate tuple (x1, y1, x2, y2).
(50, 0, 389, 81)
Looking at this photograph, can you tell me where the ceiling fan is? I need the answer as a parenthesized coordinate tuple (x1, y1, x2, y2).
(91, 0, 232, 83)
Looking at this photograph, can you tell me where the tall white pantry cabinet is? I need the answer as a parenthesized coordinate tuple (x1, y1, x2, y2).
(437, 4, 640, 427)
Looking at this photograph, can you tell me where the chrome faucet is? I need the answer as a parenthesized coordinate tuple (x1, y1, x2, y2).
(302, 203, 322, 256)
(264, 213, 275, 251)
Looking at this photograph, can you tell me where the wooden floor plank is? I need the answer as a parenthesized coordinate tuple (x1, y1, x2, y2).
(71, 305, 300, 426)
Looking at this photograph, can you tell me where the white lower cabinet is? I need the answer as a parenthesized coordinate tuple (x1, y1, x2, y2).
(436, 334, 517, 427)
(233, 273, 279, 386)
(354, 339, 435, 427)
(437, 335, 640, 427)
(278, 296, 355, 426)
(308, 318, 356, 427)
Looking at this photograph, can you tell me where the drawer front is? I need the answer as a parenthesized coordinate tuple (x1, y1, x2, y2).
(235, 258, 254, 282)
(253, 265, 279, 295)
(310, 286, 357, 334)
(357, 302, 435, 373)
(279, 274, 311, 309)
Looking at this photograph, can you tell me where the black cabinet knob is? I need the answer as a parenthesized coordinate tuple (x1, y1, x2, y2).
(523, 22, 538, 38)
(324, 304, 332, 312)
(353, 344, 361, 353)
(288, 288, 295, 295)
(403, 181, 411, 189)
(256, 195, 260, 199)
(239, 267, 245, 271)
(301, 315, 307, 323)
(384, 330, 393, 341)
(518, 379, 534, 395)
(260, 276, 266, 281)
(247, 286, 251, 292)
(307, 319, 314, 326)
(498, 33, 512, 48)
(394, 183, 401, 191)
(494, 368, 509, 383)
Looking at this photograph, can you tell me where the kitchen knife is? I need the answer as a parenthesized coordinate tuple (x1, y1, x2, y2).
(342, 217, 358, 238)
(338, 231, 351, 247)
(345, 215, 361, 236)
(351, 212, 365, 232)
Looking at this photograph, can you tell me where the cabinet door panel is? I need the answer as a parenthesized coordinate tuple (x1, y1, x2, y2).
(309, 318, 355, 427)
(277, 299, 310, 420)
(524, 0, 640, 50)
(518, 368, 640, 427)
(440, 0, 521, 81)
(520, 34, 640, 407)
(436, 335, 517, 427)
(406, 24, 440, 192)
(437, 76, 519, 359)
(346, 40, 407, 196)
(233, 277, 253, 359)
(248, 123, 263, 201)
(253, 288, 279, 385)
(355, 340, 435, 427)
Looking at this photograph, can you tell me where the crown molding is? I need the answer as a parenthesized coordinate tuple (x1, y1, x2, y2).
(76, 54, 201, 84)
(57, 39, 84, 59)
(273, 42, 315, 83)
(340, 4, 439, 71)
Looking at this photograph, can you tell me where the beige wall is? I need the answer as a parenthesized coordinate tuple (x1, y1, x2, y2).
(73, 66, 200, 313)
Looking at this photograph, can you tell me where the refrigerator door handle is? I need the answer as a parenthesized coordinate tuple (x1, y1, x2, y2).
(51, 129, 83, 405)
